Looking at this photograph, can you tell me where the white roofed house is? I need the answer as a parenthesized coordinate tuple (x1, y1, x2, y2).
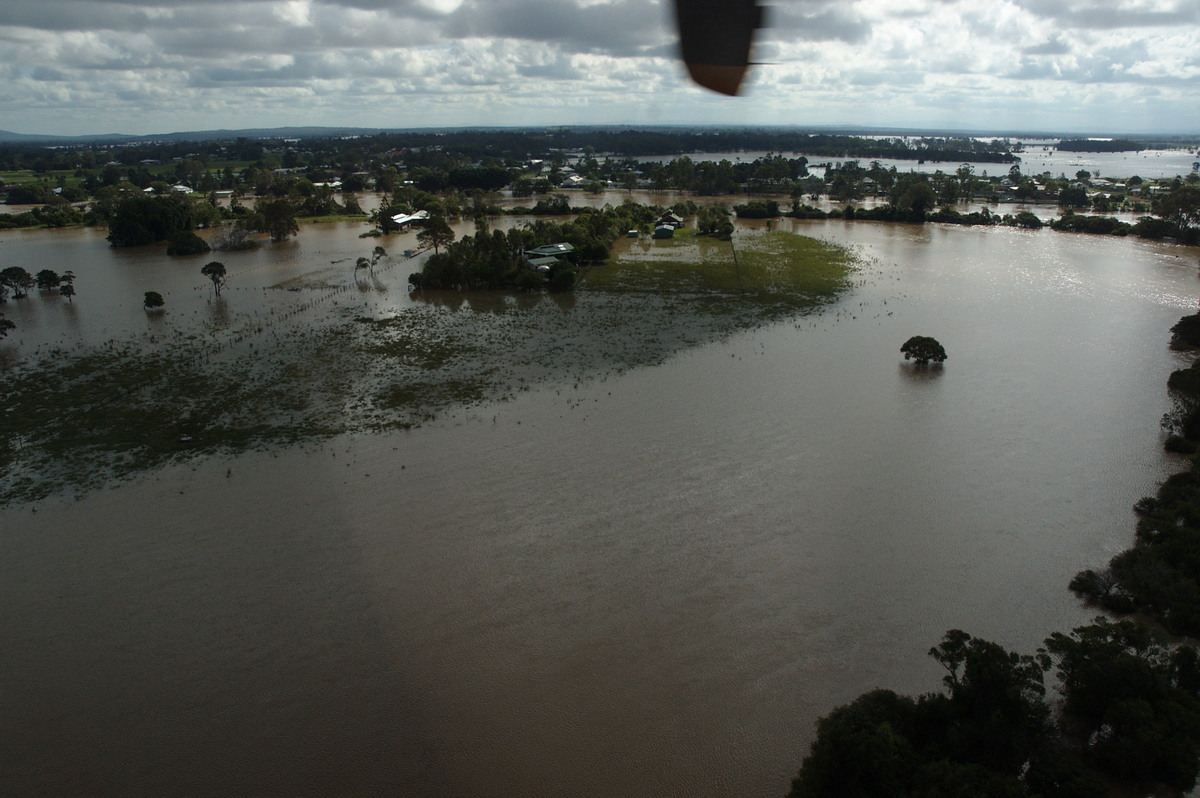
(390, 209, 430, 228)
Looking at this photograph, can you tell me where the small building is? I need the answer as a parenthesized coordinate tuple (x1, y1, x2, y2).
(656, 211, 684, 229)
(522, 242, 575, 273)
(523, 256, 559, 274)
(653, 225, 675, 239)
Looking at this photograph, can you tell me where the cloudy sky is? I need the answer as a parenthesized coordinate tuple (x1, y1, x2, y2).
(0, 0, 1197, 137)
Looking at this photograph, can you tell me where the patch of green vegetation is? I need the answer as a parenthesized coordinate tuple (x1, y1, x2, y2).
(584, 229, 852, 317)
(378, 378, 486, 410)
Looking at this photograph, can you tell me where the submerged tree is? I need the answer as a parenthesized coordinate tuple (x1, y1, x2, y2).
(0, 316, 14, 338)
(0, 267, 34, 298)
(59, 283, 76, 303)
(201, 260, 227, 296)
(901, 335, 947, 365)
(35, 269, 61, 291)
(143, 291, 165, 310)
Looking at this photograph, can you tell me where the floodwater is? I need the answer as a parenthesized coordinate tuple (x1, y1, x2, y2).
(2, 218, 1200, 796)
(629, 145, 1200, 180)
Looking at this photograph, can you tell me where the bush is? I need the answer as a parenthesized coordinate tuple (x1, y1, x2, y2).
(165, 230, 211, 256)
(548, 269, 576, 292)
(1171, 313, 1200, 350)
(1012, 211, 1043, 229)
(1166, 435, 1198, 454)
(515, 271, 543, 292)
(1132, 216, 1176, 240)
(1169, 362, 1200, 395)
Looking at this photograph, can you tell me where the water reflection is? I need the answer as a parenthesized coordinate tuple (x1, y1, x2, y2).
(899, 362, 946, 383)
(548, 291, 577, 313)
(205, 296, 231, 330)
(410, 290, 469, 312)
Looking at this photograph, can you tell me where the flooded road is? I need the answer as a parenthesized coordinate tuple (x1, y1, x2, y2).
(2, 219, 1199, 796)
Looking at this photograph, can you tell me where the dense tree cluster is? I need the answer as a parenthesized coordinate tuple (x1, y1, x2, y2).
(790, 622, 1200, 797)
(1056, 139, 1143, 152)
(409, 201, 657, 291)
(106, 194, 215, 247)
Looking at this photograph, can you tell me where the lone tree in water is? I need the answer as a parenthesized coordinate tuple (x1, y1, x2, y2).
(143, 291, 165, 310)
(201, 261, 227, 296)
(901, 335, 947, 365)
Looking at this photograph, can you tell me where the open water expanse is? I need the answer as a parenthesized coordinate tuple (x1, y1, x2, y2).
(2, 216, 1200, 796)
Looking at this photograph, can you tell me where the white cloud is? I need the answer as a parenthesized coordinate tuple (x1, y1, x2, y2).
(0, 0, 1195, 135)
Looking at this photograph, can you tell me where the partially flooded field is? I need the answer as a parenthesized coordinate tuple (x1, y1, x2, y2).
(1, 225, 855, 504)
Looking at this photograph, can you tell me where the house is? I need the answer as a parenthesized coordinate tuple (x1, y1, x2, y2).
(390, 209, 430, 228)
(653, 224, 675, 239)
(526, 243, 575, 259)
(522, 242, 575, 272)
(656, 211, 684, 229)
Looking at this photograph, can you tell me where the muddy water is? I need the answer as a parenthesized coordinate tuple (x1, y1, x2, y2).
(2, 221, 1200, 796)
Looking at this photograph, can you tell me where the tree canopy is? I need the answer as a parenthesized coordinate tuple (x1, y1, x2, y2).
(107, 194, 202, 247)
(789, 623, 1200, 798)
(900, 335, 947, 364)
(200, 261, 227, 296)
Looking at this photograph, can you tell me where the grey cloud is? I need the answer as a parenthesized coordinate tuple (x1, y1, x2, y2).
(765, 2, 871, 45)
(517, 56, 584, 81)
(442, 0, 669, 57)
(1023, 36, 1071, 56)
(0, 1, 159, 33)
(29, 66, 67, 81)
(1011, 0, 1199, 29)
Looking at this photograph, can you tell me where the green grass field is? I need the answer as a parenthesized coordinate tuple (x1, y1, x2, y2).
(584, 228, 853, 314)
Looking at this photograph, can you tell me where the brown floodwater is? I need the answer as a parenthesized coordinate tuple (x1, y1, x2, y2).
(2, 218, 1199, 796)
